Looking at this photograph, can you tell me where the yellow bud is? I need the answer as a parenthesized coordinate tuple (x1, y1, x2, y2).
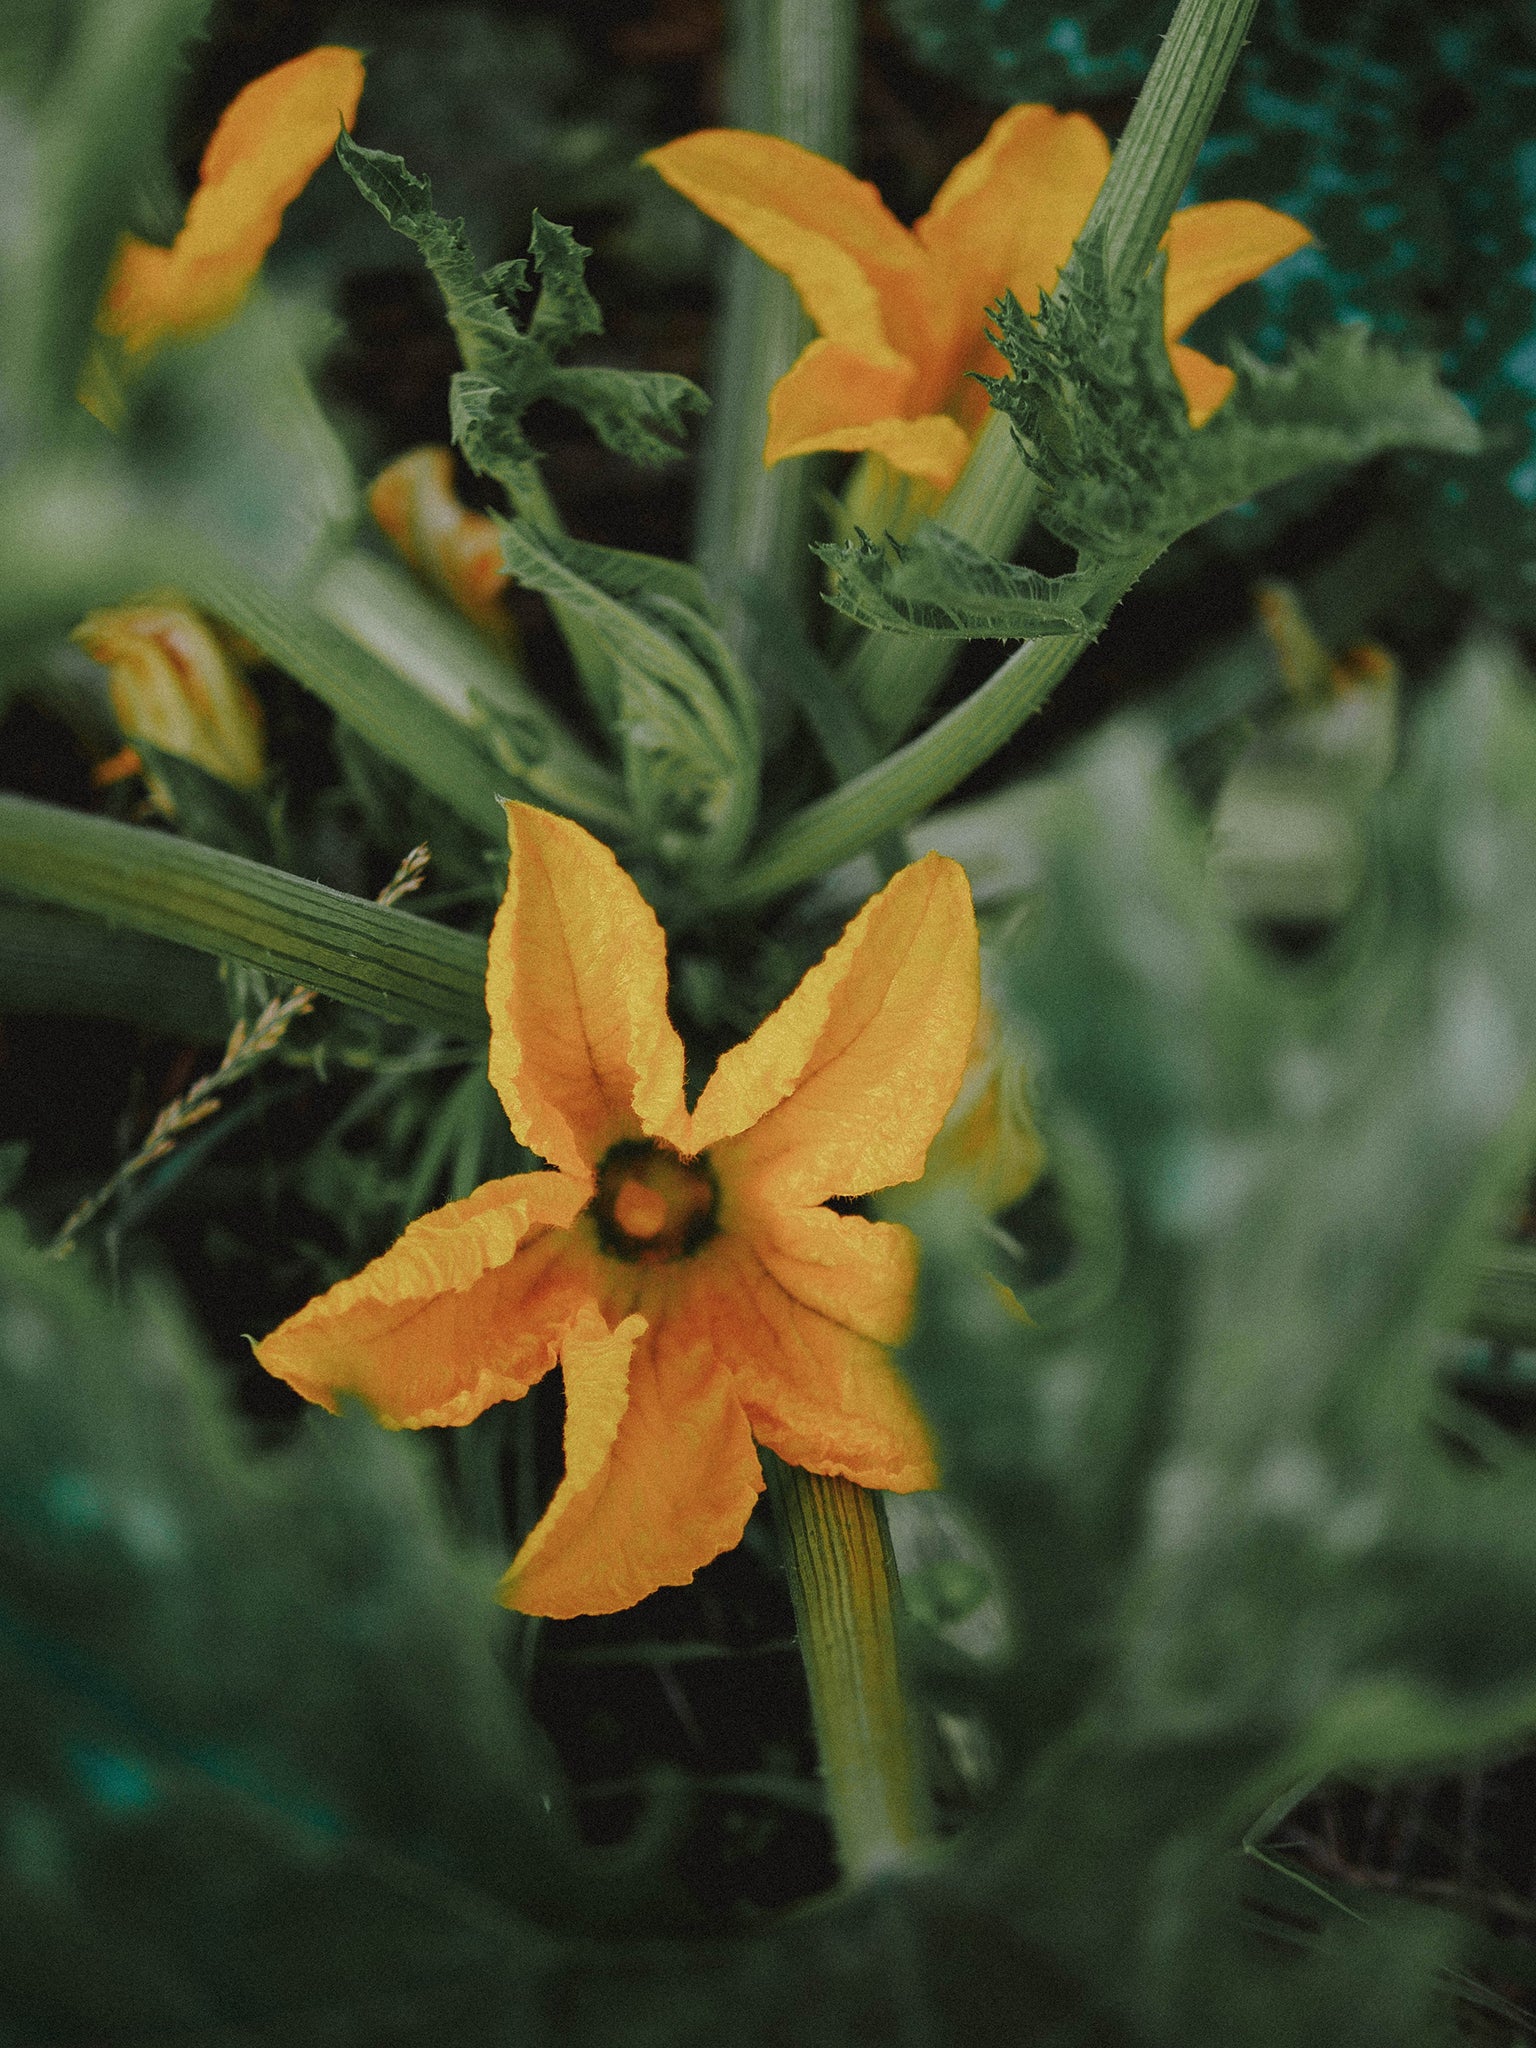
(369, 447, 515, 647)
(72, 599, 266, 791)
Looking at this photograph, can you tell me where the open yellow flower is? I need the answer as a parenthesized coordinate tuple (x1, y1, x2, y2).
(97, 46, 365, 355)
(257, 805, 978, 1617)
(645, 107, 1312, 491)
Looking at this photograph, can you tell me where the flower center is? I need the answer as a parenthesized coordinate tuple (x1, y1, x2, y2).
(593, 1138, 718, 1264)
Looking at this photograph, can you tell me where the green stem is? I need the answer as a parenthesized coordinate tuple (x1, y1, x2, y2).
(696, 0, 857, 712)
(0, 794, 488, 1038)
(839, 0, 1261, 750)
(188, 550, 627, 841)
(1080, 0, 1261, 290)
(707, 607, 1126, 911)
(842, 415, 1040, 748)
(0, 899, 229, 1040)
(762, 1455, 931, 1879)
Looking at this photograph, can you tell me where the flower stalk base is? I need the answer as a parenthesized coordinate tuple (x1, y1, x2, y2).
(763, 1453, 932, 1881)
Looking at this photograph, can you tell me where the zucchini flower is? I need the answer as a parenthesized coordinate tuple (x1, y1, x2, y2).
(646, 107, 1311, 493)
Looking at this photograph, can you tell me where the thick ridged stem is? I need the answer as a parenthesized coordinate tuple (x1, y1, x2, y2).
(0, 794, 488, 1038)
(694, 0, 857, 698)
(763, 1455, 931, 1880)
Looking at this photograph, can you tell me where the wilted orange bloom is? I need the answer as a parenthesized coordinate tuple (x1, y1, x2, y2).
(646, 108, 1312, 490)
(369, 448, 515, 646)
(257, 804, 978, 1617)
(72, 598, 265, 790)
(98, 47, 364, 355)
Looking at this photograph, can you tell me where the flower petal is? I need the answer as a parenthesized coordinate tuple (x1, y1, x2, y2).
(487, 804, 690, 1181)
(1160, 199, 1313, 345)
(767, 341, 976, 486)
(100, 47, 365, 353)
(501, 1296, 764, 1618)
(702, 1221, 937, 1492)
(1169, 341, 1237, 428)
(642, 129, 939, 366)
(254, 1169, 594, 1426)
(689, 853, 979, 1202)
(916, 104, 1110, 335)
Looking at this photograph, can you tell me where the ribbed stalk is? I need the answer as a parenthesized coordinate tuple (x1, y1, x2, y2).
(0, 794, 488, 1038)
(695, 0, 857, 696)
(763, 1455, 931, 1881)
(709, 601, 1132, 911)
(840, 0, 1263, 750)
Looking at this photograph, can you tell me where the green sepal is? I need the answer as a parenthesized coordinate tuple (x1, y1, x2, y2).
(983, 233, 1480, 566)
(816, 524, 1092, 640)
(496, 520, 761, 873)
(336, 133, 707, 487)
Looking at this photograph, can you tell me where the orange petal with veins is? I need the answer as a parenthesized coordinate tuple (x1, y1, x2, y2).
(766, 341, 975, 486)
(1169, 341, 1237, 427)
(642, 129, 939, 367)
(697, 1221, 937, 1491)
(254, 1169, 594, 1426)
(487, 803, 691, 1181)
(917, 104, 1110, 341)
(100, 47, 365, 353)
(501, 1298, 764, 1617)
(689, 852, 979, 1203)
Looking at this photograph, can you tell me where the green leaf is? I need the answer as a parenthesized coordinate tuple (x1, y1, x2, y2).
(816, 525, 1091, 640)
(983, 234, 1479, 566)
(552, 364, 710, 469)
(0, 794, 489, 1038)
(336, 133, 706, 492)
(0, 1221, 671, 2038)
(897, 634, 1536, 2037)
(496, 521, 760, 872)
(524, 213, 603, 349)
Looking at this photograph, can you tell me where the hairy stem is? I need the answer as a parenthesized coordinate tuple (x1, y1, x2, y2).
(763, 1455, 931, 1880)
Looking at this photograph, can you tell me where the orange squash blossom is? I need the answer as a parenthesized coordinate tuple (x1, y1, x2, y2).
(256, 806, 980, 1618)
(644, 107, 1313, 490)
(97, 46, 365, 355)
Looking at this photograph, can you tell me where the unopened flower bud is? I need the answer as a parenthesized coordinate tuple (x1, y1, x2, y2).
(369, 447, 515, 646)
(72, 599, 266, 791)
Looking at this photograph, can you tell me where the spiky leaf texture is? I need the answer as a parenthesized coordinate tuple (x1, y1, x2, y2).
(983, 235, 1479, 567)
(495, 520, 760, 872)
(815, 525, 1091, 639)
(336, 131, 707, 499)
